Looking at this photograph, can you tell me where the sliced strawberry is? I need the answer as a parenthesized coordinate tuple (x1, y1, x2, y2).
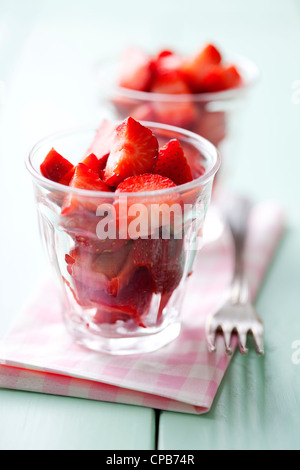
(85, 119, 116, 163)
(151, 71, 191, 94)
(72, 267, 154, 326)
(150, 51, 187, 94)
(40, 148, 73, 183)
(115, 173, 180, 239)
(154, 139, 193, 185)
(66, 242, 133, 295)
(118, 47, 152, 92)
(200, 64, 242, 92)
(59, 166, 75, 186)
(115, 172, 177, 193)
(81, 153, 102, 175)
(222, 64, 242, 89)
(61, 163, 111, 215)
(132, 237, 185, 294)
(181, 43, 222, 93)
(73, 235, 129, 255)
(103, 117, 159, 187)
(109, 246, 136, 296)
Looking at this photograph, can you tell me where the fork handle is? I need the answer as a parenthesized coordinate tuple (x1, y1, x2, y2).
(224, 195, 252, 304)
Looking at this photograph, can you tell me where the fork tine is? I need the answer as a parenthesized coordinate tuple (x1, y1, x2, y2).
(206, 326, 217, 353)
(221, 326, 233, 356)
(236, 328, 249, 355)
(252, 325, 264, 355)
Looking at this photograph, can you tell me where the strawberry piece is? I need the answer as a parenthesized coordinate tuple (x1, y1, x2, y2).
(222, 64, 242, 89)
(118, 47, 152, 92)
(72, 267, 154, 326)
(115, 173, 180, 239)
(59, 153, 103, 186)
(103, 117, 159, 187)
(73, 235, 128, 255)
(59, 166, 75, 186)
(66, 242, 133, 295)
(81, 153, 102, 175)
(40, 148, 73, 183)
(154, 139, 193, 185)
(115, 172, 177, 193)
(150, 51, 187, 94)
(200, 64, 242, 93)
(150, 63, 197, 128)
(132, 237, 185, 294)
(181, 43, 222, 93)
(151, 71, 191, 95)
(85, 119, 116, 163)
(62, 163, 111, 215)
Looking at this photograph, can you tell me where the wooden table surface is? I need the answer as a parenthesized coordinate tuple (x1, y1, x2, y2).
(0, 0, 300, 450)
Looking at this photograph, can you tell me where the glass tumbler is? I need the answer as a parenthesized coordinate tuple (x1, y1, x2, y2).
(26, 122, 220, 355)
(95, 53, 258, 243)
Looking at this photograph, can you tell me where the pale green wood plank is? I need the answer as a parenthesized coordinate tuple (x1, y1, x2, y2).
(0, 389, 156, 450)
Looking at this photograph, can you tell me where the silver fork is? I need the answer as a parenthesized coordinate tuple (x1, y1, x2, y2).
(205, 194, 264, 355)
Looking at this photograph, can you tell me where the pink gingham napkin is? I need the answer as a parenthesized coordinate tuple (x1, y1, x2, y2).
(0, 201, 285, 414)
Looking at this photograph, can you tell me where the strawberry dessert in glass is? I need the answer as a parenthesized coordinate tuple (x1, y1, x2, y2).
(26, 117, 220, 354)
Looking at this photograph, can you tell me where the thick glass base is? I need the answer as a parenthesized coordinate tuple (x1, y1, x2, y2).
(64, 316, 181, 355)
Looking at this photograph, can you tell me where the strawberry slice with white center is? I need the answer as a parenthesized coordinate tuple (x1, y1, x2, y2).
(114, 173, 180, 239)
(103, 117, 159, 187)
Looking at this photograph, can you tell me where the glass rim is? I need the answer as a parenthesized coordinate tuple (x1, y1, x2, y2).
(95, 52, 260, 103)
(26, 120, 221, 199)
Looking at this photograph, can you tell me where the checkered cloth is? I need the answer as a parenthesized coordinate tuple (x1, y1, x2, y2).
(0, 201, 285, 414)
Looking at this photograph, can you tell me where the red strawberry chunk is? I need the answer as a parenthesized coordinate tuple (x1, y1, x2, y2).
(151, 71, 190, 95)
(132, 237, 185, 294)
(66, 242, 133, 295)
(85, 118, 116, 163)
(181, 43, 222, 92)
(73, 235, 129, 255)
(115, 172, 176, 193)
(62, 163, 111, 215)
(115, 173, 179, 238)
(103, 117, 159, 187)
(72, 267, 154, 326)
(59, 166, 75, 186)
(81, 153, 102, 175)
(154, 139, 193, 185)
(40, 148, 73, 183)
(200, 64, 242, 93)
(150, 51, 188, 94)
(118, 47, 152, 92)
